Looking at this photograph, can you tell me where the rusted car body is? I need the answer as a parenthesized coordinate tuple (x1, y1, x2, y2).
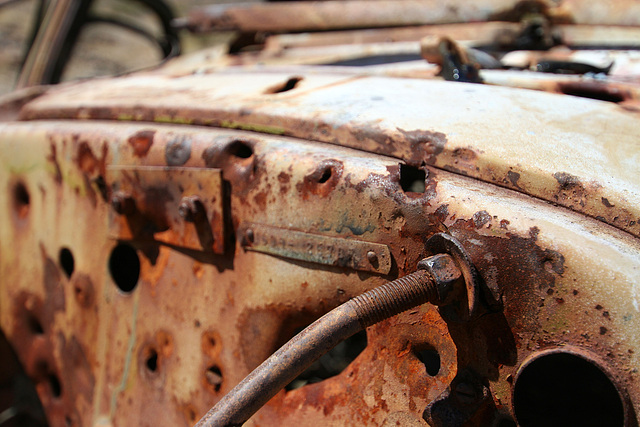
(1, 0, 639, 426)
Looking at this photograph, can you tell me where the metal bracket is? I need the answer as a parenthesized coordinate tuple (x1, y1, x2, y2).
(106, 166, 225, 254)
(238, 222, 392, 274)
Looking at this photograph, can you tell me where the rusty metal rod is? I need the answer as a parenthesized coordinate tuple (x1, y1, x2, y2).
(180, 0, 517, 34)
(195, 269, 440, 427)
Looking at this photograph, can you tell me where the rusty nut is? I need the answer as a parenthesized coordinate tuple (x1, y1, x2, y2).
(417, 253, 464, 306)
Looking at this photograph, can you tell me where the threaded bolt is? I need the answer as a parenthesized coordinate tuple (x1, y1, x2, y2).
(349, 270, 432, 329)
(349, 254, 463, 328)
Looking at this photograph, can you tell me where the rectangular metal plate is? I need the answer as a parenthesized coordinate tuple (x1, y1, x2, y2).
(106, 166, 225, 254)
(238, 222, 391, 274)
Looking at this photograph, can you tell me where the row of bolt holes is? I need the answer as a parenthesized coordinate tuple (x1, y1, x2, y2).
(13, 136, 428, 397)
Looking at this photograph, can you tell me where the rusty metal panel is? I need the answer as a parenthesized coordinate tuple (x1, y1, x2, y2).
(19, 72, 640, 241)
(0, 118, 639, 426)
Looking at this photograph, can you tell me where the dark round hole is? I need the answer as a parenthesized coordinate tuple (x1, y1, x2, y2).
(48, 373, 62, 398)
(13, 181, 30, 218)
(227, 140, 253, 159)
(205, 365, 223, 392)
(286, 329, 367, 390)
(416, 348, 440, 376)
(513, 351, 625, 427)
(399, 163, 426, 193)
(27, 313, 44, 335)
(59, 247, 74, 279)
(108, 243, 140, 293)
(318, 167, 332, 184)
(146, 349, 158, 373)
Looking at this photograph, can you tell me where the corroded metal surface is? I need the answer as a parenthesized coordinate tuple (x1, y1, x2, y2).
(181, 0, 517, 34)
(0, 115, 639, 426)
(19, 71, 640, 240)
(180, 0, 640, 34)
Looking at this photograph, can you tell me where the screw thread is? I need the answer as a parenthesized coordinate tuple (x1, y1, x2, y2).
(349, 270, 436, 328)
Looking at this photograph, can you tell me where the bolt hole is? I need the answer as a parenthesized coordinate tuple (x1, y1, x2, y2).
(399, 164, 426, 193)
(264, 76, 303, 94)
(205, 365, 223, 392)
(108, 243, 140, 293)
(27, 313, 44, 335)
(286, 329, 367, 390)
(416, 348, 441, 376)
(48, 373, 62, 398)
(513, 351, 625, 427)
(59, 247, 75, 279)
(13, 181, 30, 218)
(318, 167, 332, 184)
(227, 140, 254, 159)
(145, 349, 159, 373)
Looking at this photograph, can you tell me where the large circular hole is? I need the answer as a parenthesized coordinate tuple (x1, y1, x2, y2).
(513, 350, 625, 427)
(108, 243, 140, 293)
(416, 348, 440, 376)
(13, 181, 30, 218)
(59, 247, 75, 279)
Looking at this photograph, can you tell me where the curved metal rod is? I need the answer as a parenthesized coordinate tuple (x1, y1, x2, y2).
(195, 268, 444, 427)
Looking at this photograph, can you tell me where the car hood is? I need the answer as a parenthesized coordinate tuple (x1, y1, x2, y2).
(16, 67, 640, 239)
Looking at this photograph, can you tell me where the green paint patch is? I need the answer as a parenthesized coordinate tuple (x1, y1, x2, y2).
(220, 120, 285, 135)
(152, 115, 193, 125)
(117, 114, 134, 121)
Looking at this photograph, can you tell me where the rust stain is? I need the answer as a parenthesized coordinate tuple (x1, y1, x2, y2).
(398, 129, 447, 166)
(71, 273, 95, 309)
(47, 142, 62, 184)
(192, 261, 205, 279)
(40, 243, 65, 315)
(552, 171, 594, 208)
(128, 130, 155, 157)
(507, 170, 521, 188)
(202, 330, 222, 359)
(156, 330, 174, 359)
(472, 210, 492, 228)
(602, 197, 615, 208)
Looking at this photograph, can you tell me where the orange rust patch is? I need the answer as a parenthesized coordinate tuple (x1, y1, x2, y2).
(128, 130, 155, 157)
(192, 261, 205, 279)
(139, 246, 171, 294)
